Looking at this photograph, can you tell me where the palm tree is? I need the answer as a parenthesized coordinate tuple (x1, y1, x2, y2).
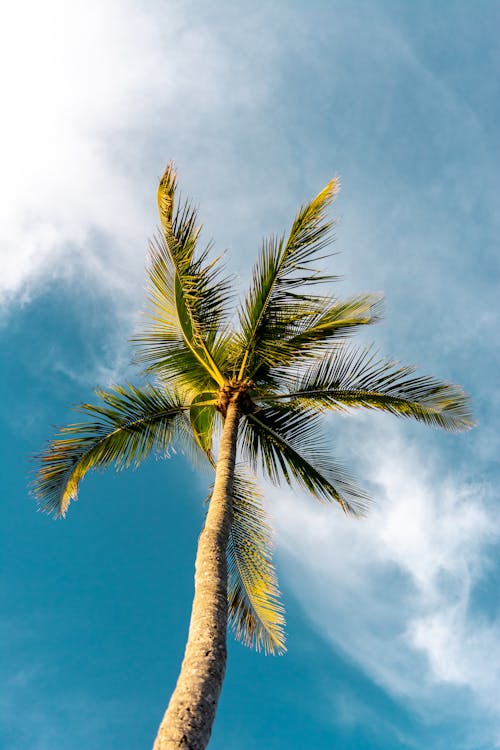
(33, 164, 473, 750)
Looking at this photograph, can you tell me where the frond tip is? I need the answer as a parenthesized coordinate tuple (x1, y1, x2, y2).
(242, 406, 370, 516)
(32, 385, 185, 518)
(227, 470, 286, 654)
(275, 348, 475, 432)
(149, 162, 232, 388)
(236, 175, 341, 380)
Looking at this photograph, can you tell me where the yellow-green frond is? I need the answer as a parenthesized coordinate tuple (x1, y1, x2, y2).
(157, 161, 178, 236)
(143, 164, 235, 387)
(245, 293, 384, 383)
(241, 406, 370, 516)
(236, 177, 341, 380)
(227, 469, 286, 655)
(189, 392, 218, 464)
(33, 385, 186, 517)
(265, 347, 474, 432)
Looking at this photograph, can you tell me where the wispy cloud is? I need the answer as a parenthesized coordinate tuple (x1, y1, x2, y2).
(271, 416, 500, 745)
(2, 0, 148, 301)
(0, 0, 274, 308)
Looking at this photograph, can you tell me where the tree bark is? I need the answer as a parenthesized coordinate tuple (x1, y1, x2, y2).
(153, 399, 241, 750)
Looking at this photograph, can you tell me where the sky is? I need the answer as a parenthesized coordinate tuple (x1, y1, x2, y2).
(1, 1, 499, 748)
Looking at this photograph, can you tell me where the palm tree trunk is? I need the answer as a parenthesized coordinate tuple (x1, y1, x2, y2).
(153, 399, 241, 750)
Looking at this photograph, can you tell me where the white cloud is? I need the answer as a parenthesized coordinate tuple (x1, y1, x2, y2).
(1, 1, 142, 299)
(1, 0, 265, 307)
(271, 417, 500, 739)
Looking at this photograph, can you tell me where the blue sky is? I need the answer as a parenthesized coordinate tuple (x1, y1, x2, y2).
(1, 1, 499, 748)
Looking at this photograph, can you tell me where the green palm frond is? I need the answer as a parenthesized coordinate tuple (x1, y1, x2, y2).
(236, 178, 340, 379)
(157, 165, 230, 341)
(33, 385, 186, 517)
(227, 469, 286, 655)
(189, 393, 218, 463)
(282, 293, 383, 354)
(248, 293, 383, 385)
(241, 406, 369, 516)
(265, 347, 474, 432)
(132, 235, 217, 394)
(135, 163, 233, 387)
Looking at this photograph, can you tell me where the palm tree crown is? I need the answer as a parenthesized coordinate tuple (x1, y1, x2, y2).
(34, 163, 473, 659)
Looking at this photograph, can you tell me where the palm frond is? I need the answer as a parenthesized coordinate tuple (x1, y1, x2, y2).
(189, 392, 218, 463)
(265, 347, 474, 432)
(241, 406, 369, 516)
(283, 293, 383, 353)
(247, 293, 383, 384)
(236, 178, 340, 379)
(33, 385, 186, 517)
(227, 469, 286, 654)
(133, 307, 217, 397)
(135, 163, 233, 387)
